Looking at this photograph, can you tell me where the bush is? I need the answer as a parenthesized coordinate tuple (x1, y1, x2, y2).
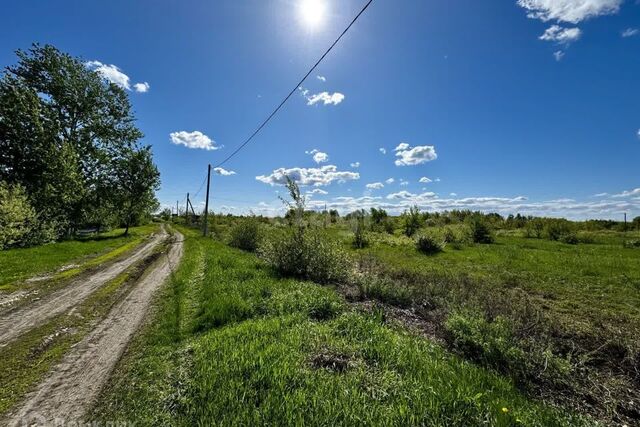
(228, 217, 262, 252)
(467, 216, 494, 244)
(442, 227, 456, 244)
(415, 233, 443, 255)
(559, 232, 578, 245)
(544, 219, 573, 241)
(524, 218, 544, 239)
(402, 205, 421, 237)
(259, 229, 350, 284)
(623, 239, 640, 249)
(351, 214, 369, 249)
(0, 181, 37, 249)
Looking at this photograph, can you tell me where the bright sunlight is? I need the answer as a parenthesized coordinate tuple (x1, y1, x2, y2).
(298, 0, 327, 29)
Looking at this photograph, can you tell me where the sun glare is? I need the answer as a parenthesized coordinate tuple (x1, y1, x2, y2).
(298, 0, 327, 29)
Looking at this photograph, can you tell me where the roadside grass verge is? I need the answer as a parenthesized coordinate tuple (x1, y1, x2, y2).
(91, 227, 588, 426)
(0, 235, 169, 417)
(0, 224, 158, 292)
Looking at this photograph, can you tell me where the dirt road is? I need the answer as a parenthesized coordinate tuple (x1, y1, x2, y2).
(0, 227, 167, 346)
(6, 230, 184, 426)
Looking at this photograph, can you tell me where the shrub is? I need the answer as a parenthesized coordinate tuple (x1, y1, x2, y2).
(415, 233, 443, 255)
(559, 232, 578, 245)
(0, 181, 37, 249)
(260, 229, 350, 284)
(402, 205, 422, 237)
(524, 218, 544, 239)
(467, 216, 494, 244)
(228, 217, 262, 252)
(544, 219, 573, 241)
(351, 214, 369, 249)
(623, 239, 640, 249)
(261, 176, 350, 284)
(442, 227, 456, 244)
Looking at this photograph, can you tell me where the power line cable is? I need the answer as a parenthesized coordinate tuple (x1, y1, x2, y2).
(192, 173, 208, 199)
(213, 0, 374, 168)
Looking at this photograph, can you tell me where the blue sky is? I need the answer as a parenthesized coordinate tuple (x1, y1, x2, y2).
(1, 0, 639, 219)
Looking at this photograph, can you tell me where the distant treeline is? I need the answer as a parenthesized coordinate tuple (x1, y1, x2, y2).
(0, 44, 160, 249)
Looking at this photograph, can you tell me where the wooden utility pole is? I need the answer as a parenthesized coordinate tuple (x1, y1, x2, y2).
(624, 212, 627, 231)
(186, 193, 190, 224)
(203, 164, 211, 237)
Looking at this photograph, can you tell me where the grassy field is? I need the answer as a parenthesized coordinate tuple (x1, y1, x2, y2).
(0, 224, 159, 292)
(349, 230, 640, 326)
(92, 226, 588, 426)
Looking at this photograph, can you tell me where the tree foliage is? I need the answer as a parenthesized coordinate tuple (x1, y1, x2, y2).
(0, 44, 159, 246)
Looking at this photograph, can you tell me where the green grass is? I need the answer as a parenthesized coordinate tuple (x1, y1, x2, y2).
(91, 226, 589, 426)
(353, 231, 640, 325)
(0, 224, 158, 291)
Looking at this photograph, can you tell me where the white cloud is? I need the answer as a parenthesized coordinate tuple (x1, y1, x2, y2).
(134, 82, 150, 93)
(214, 167, 236, 176)
(169, 131, 220, 151)
(554, 50, 566, 61)
(86, 61, 131, 90)
(313, 152, 329, 164)
(517, 0, 622, 24)
(366, 182, 385, 190)
(306, 91, 345, 106)
(307, 188, 328, 195)
(637, 129, 640, 139)
(305, 149, 319, 155)
(450, 192, 458, 196)
(611, 188, 640, 198)
(385, 178, 395, 184)
(379, 148, 387, 155)
(540, 25, 582, 44)
(622, 28, 639, 38)
(387, 191, 435, 200)
(400, 179, 409, 186)
(419, 177, 433, 183)
(394, 144, 438, 166)
(317, 75, 327, 82)
(350, 162, 360, 168)
(256, 165, 359, 187)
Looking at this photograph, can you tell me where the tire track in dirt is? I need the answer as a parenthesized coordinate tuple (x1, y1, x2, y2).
(5, 230, 184, 426)
(0, 227, 167, 346)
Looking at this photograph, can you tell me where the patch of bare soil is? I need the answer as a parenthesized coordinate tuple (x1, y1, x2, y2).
(5, 231, 184, 426)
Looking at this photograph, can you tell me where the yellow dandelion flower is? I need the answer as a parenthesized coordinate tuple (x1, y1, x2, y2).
(502, 407, 509, 413)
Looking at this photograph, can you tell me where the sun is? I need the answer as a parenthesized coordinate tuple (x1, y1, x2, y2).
(298, 0, 327, 29)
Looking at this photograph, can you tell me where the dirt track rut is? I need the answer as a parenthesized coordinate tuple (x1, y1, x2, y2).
(6, 230, 184, 426)
(0, 228, 167, 346)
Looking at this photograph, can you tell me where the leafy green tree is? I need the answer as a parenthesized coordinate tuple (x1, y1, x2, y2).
(111, 147, 160, 236)
(0, 44, 143, 235)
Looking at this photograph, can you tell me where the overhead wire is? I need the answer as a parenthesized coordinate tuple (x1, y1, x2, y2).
(212, 0, 374, 169)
